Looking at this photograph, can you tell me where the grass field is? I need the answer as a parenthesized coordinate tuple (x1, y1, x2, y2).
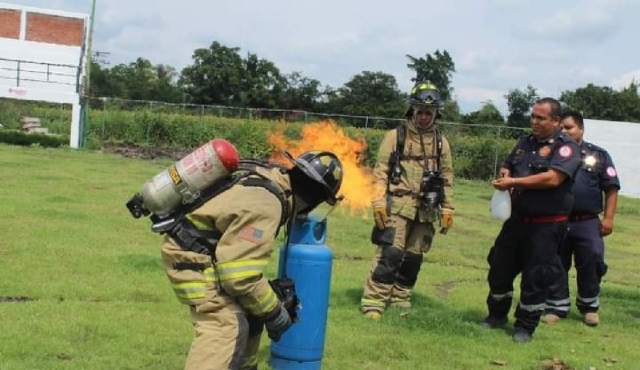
(1, 143, 639, 370)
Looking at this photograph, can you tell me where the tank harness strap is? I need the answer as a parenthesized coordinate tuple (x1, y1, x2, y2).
(156, 161, 290, 258)
(169, 218, 222, 257)
(388, 125, 443, 179)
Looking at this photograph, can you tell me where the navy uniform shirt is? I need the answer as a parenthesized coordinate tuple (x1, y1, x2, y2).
(502, 129, 581, 216)
(572, 141, 621, 215)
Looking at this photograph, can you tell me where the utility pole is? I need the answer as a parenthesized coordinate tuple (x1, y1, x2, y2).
(81, 0, 97, 147)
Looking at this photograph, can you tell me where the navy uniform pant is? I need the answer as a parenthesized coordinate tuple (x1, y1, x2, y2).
(486, 218, 567, 334)
(546, 217, 607, 315)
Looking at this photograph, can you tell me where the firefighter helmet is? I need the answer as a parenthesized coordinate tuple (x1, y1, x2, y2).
(405, 81, 445, 118)
(408, 81, 444, 108)
(286, 151, 343, 213)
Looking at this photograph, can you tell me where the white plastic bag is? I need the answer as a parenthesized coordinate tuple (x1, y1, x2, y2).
(490, 190, 511, 221)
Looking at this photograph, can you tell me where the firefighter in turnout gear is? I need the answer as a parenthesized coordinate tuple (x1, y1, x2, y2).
(160, 151, 343, 370)
(360, 81, 455, 319)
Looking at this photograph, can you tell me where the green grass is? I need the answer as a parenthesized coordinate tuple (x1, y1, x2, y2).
(1, 143, 639, 370)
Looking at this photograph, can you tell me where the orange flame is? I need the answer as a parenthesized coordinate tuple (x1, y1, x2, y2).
(268, 120, 375, 215)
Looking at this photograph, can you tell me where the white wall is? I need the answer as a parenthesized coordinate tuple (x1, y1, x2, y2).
(0, 39, 82, 93)
(0, 2, 89, 148)
(583, 119, 640, 198)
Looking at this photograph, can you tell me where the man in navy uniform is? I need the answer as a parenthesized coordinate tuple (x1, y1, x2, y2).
(541, 110, 620, 327)
(481, 98, 581, 343)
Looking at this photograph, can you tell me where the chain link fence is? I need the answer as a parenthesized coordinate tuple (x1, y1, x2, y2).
(0, 96, 529, 180)
(87, 97, 407, 129)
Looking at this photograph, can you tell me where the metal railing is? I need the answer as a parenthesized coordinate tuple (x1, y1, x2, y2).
(0, 57, 81, 90)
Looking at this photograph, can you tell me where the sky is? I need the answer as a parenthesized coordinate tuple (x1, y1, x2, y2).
(7, 0, 640, 115)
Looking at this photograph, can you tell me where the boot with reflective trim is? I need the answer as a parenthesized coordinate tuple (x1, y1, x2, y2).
(364, 311, 382, 320)
(389, 300, 412, 309)
(480, 315, 508, 329)
(541, 313, 561, 324)
(512, 328, 532, 343)
(583, 312, 599, 326)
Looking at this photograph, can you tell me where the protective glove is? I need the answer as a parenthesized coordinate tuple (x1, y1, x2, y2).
(373, 203, 388, 230)
(440, 212, 453, 235)
(264, 304, 292, 342)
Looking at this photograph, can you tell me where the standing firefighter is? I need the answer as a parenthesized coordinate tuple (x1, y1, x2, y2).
(360, 81, 455, 319)
(482, 98, 581, 343)
(542, 110, 620, 326)
(132, 148, 343, 370)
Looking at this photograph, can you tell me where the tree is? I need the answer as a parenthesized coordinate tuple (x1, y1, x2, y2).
(239, 53, 286, 108)
(150, 64, 183, 103)
(505, 85, 538, 128)
(331, 71, 405, 122)
(406, 50, 456, 100)
(92, 58, 183, 103)
(179, 41, 245, 105)
(463, 101, 505, 127)
(280, 72, 324, 110)
(88, 60, 119, 98)
(560, 83, 640, 122)
(440, 100, 462, 123)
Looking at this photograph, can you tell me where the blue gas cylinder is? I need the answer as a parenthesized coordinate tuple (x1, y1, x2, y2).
(270, 215, 333, 370)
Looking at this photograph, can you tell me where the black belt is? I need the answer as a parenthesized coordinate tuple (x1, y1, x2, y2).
(569, 214, 599, 222)
(512, 214, 569, 223)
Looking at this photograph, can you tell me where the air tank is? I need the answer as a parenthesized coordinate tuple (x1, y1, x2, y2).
(140, 139, 239, 217)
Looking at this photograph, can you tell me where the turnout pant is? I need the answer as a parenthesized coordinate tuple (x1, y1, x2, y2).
(546, 217, 607, 316)
(361, 214, 435, 313)
(486, 218, 567, 334)
(185, 303, 262, 370)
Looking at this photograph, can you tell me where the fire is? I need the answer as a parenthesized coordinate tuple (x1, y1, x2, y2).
(268, 120, 375, 215)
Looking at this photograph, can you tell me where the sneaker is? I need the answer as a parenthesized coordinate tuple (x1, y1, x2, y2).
(512, 328, 532, 343)
(364, 311, 382, 320)
(583, 312, 600, 327)
(480, 315, 508, 329)
(540, 313, 561, 324)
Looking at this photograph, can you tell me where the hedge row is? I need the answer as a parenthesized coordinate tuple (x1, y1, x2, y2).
(0, 100, 521, 180)
(0, 130, 68, 148)
(88, 109, 518, 180)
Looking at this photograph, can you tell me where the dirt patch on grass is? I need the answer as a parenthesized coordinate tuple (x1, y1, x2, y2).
(539, 358, 573, 370)
(0, 296, 33, 303)
(102, 142, 191, 161)
(435, 281, 456, 299)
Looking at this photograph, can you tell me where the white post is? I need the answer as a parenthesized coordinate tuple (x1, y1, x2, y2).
(70, 101, 82, 148)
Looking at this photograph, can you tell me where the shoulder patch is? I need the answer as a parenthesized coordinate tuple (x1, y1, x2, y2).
(239, 226, 264, 243)
(606, 166, 617, 177)
(559, 145, 573, 158)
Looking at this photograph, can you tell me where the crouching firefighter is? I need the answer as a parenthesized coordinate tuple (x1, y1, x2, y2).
(126, 142, 343, 370)
(360, 81, 455, 319)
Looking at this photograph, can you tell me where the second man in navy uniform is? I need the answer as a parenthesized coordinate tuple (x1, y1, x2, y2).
(481, 98, 581, 343)
(542, 111, 620, 327)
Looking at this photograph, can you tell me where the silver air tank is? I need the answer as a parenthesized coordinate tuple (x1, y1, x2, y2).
(140, 139, 240, 218)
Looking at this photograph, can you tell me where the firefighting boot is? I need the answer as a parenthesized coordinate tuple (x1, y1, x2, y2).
(480, 315, 508, 329)
(364, 311, 382, 320)
(583, 312, 600, 326)
(541, 313, 562, 324)
(389, 297, 412, 309)
(512, 328, 533, 343)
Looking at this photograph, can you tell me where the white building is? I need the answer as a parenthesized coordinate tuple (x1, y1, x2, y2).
(583, 119, 640, 198)
(0, 2, 90, 148)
